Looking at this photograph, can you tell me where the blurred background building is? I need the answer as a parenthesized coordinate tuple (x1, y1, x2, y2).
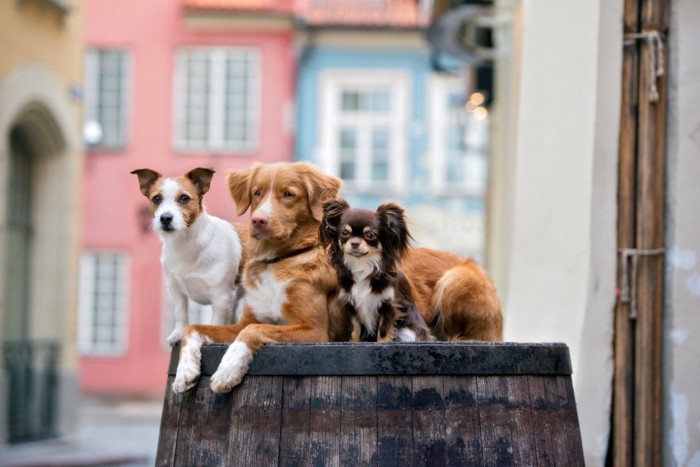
(78, 0, 490, 397)
(0, 0, 84, 447)
(79, 0, 296, 395)
(1, 0, 699, 466)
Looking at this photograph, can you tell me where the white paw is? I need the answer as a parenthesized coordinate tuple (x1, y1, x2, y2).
(172, 332, 205, 394)
(395, 328, 417, 342)
(166, 326, 185, 346)
(210, 342, 254, 394)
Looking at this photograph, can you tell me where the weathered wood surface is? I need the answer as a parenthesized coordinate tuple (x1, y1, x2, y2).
(157, 343, 584, 466)
(613, 0, 668, 465)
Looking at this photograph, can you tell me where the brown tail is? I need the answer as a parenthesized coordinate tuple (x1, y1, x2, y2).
(430, 259, 503, 342)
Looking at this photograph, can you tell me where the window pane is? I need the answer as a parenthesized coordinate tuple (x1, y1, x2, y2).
(224, 52, 254, 146)
(446, 123, 467, 184)
(371, 127, 390, 182)
(371, 89, 390, 113)
(85, 49, 128, 149)
(341, 90, 360, 111)
(332, 82, 402, 190)
(442, 88, 489, 192)
(183, 52, 210, 145)
(177, 47, 259, 151)
(78, 252, 127, 355)
(339, 127, 357, 181)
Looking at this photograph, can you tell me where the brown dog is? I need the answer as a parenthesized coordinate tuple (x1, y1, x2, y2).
(172, 162, 342, 394)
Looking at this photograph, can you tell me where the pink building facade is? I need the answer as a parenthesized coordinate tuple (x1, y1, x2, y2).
(80, 0, 296, 393)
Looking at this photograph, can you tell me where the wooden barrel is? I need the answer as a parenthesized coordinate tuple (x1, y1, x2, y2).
(157, 342, 584, 466)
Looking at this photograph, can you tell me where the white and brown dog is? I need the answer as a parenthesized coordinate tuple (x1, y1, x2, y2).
(172, 162, 341, 394)
(131, 167, 248, 346)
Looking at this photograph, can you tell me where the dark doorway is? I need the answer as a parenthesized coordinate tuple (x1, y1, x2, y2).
(3, 125, 59, 443)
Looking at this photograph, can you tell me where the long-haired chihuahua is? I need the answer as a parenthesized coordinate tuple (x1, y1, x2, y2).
(320, 199, 433, 342)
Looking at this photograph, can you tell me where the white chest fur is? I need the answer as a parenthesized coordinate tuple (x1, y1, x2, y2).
(160, 213, 241, 304)
(344, 278, 395, 335)
(245, 268, 289, 324)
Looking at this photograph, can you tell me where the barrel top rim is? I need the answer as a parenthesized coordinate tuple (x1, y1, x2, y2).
(168, 341, 574, 377)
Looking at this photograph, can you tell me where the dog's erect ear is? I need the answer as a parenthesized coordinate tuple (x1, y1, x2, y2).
(299, 163, 342, 221)
(320, 198, 349, 248)
(130, 168, 162, 197)
(186, 167, 215, 197)
(227, 166, 255, 216)
(377, 202, 411, 264)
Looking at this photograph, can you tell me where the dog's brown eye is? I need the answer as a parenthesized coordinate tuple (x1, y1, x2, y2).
(365, 232, 376, 240)
(152, 195, 162, 204)
(253, 189, 261, 197)
(340, 230, 350, 238)
(179, 194, 190, 204)
(283, 191, 294, 198)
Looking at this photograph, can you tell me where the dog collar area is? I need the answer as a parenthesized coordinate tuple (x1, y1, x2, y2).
(259, 245, 316, 264)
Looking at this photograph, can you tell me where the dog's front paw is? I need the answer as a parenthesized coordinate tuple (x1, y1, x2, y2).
(171, 332, 204, 394)
(395, 327, 417, 342)
(172, 374, 199, 394)
(166, 326, 185, 346)
(210, 342, 254, 394)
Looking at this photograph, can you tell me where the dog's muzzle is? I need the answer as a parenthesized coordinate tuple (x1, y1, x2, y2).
(160, 213, 175, 231)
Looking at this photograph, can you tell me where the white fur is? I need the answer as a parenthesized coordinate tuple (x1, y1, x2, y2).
(172, 331, 210, 393)
(156, 177, 244, 345)
(255, 191, 273, 218)
(349, 281, 395, 336)
(153, 179, 187, 233)
(395, 328, 417, 342)
(343, 254, 393, 335)
(245, 269, 290, 324)
(210, 341, 254, 393)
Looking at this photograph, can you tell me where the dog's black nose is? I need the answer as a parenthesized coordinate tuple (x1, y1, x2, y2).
(160, 213, 173, 226)
(350, 240, 361, 249)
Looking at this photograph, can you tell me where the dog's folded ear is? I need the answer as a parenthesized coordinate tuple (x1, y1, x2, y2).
(186, 167, 215, 197)
(299, 163, 342, 221)
(227, 166, 256, 216)
(377, 202, 411, 262)
(130, 168, 162, 197)
(319, 198, 349, 247)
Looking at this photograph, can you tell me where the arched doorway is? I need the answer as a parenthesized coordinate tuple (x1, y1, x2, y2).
(4, 126, 34, 342)
(2, 107, 66, 443)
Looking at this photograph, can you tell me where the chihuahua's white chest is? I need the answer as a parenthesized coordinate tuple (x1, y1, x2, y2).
(344, 276, 395, 334)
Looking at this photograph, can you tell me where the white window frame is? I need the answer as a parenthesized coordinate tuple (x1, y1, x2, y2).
(173, 46, 261, 154)
(78, 251, 129, 356)
(427, 74, 489, 197)
(84, 48, 131, 150)
(317, 70, 409, 194)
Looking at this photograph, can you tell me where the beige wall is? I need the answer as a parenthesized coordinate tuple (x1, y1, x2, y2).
(494, 1, 622, 464)
(0, 1, 83, 79)
(0, 0, 84, 443)
(664, 1, 700, 464)
(493, 0, 700, 465)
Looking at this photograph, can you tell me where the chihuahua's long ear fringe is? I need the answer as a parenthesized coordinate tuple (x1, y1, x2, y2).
(319, 198, 349, 250)
(377, 202, 411, 268)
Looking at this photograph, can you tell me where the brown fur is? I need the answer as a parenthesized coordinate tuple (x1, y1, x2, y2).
(131, 167, 214, 228)
(399, 248, 503, 341)
(179, 162, 343, 386)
